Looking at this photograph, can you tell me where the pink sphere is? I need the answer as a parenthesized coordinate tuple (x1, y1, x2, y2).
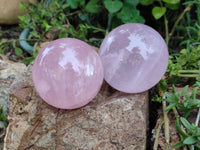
(99, 23, 169, 93)
(32, 38, 103, 109)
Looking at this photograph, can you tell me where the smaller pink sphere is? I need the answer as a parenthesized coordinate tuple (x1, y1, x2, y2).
(99, 23, 169, 93)
(32, 38, 103, 109)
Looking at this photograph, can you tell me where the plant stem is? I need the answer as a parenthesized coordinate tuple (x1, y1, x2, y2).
(173, 107, 185, 148)
(162, 101, 170, 150)
(178, 70, 199, 74)
(178, 74, 199, 78)
(195, 107, 200, 126)
(172, 107, 179, 119)
(191, 116, 198, 150)
(191, 145, 194, 150)
(85, 25, 106, 33)
(197, 6, 200, 25)
(172, 107, 189, 150)
(153, 117, 164, 150)
(164, 15, 169, 46)
(18, 39, 42, 42)
(106, 13, 113, 35)
(158, 0, 169, 46)
(169, 4, 193, 39)
(66, 10, 81, 17)
(178, 70, 199, 77)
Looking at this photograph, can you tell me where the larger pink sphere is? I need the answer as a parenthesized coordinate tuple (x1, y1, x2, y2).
(32, 38, 103, 109)
(99, 23, 169, 93)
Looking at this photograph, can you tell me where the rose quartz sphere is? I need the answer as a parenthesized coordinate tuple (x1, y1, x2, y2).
(32, 38, 103, 109)
(99, 23, 169, 93)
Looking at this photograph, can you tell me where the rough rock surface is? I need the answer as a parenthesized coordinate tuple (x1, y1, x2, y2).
(0, 55, 26, 149)
(0, 55, 26, 114)
(0, 0, 37, 24)
(4, 64, 148, 150)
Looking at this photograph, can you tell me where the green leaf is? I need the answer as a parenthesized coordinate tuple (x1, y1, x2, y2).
(181, 85, 189, 96)
(14, 47, 23, 56)
(124, 0, 140, 6)
(67, 25, 75, 34)
(79, 0, 85, 6)
(140, 0, 154, 5)
(192, 87, 198, 99)
(85, 0, 101, 13)
(185, 92, 192, 101)
(162, 0, 180, 4)
(59, 28, 68, 38)
(62, 3, 70, 9)
(172, 141, 184, 148)
(172, 84, 177, 93)
(165, 103, 177, 111)
(174, 92, 180, 101)
(181, 117, 193, 131)
(183, 1, 200, 5)
(175, 119, 189, 137)
(18, 14, 31, 26)
(42, 21, 52, 32)
(67, 0, 77, 8)
(152, 95, 164, 102)
(0, 39, 9, 54)
(158, 78, 168, 92)
(165, 3, 179, 10)
(117, 4, 145, 23)
(66, 0, 83, 9)
(0, 113, 7, 121)
(22, 57, 35, 65)
(183, 136, 197, 144)
(195, 143, 200, 149)
(152, 7, 166, 20)
(188, 99, 200, 107)
(79, 14, 88, 21)
(104, 0, 123, 13)
(19, 1, 29, 10)
(33, 49, 39, 58)
(165, 93, 176, 103)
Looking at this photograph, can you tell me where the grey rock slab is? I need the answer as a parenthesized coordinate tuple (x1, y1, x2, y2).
(4, 64, 148, 150)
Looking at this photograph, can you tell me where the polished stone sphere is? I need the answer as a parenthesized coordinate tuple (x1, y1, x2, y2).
(99, 23, 169, 93)
(32, 38, 103, 109)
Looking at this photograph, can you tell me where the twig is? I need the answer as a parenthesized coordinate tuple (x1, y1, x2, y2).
(106, 13, 113, 35)
(172, 107, 180, 119)
(163, 100, 170, 150)
(66, 10, 81, 17)
(195, 107, 200, 126)
(153, 117, 164, 150)
(84, 25, 106, 33)
(164, 15, 169, 46)
(169, 4, 193, 39)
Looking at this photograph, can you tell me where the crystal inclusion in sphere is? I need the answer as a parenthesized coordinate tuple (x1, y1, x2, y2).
(99, 23, 169, 93)
(32, 38, 103, 109)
